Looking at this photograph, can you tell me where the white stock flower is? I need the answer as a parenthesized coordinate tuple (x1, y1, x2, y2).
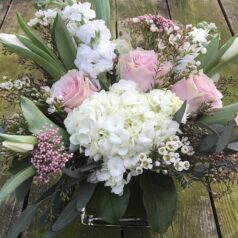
(62, 2, 95, 22)
(76, 20, 111, 45)
(64, 80, 182, 194)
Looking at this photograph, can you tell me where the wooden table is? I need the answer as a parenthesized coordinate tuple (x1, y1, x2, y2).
(0, 0, 238, 237)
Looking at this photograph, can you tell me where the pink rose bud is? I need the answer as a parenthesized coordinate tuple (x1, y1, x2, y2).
(51, 70, 98, 112)
(119, 49, 158, 92)
(171, 74, 223, 113)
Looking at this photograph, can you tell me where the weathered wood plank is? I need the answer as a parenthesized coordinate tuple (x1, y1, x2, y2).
(167, 0, 231, 41)
(0, 0, 36, 237)
(0, 0, 11, 28)
(219, 0, 238, 34)
(168, 0, 238, 237)
(116, 1, 218, 237)
(123, 184, 218, 238)
(211, 184, 238, 238)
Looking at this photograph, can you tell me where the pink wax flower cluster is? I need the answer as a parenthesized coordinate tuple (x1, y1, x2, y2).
(51, 70, 98, 112)
(131, 15, 179, 32)
(171, 73, 223, 112)
(31, 128, 73, 182)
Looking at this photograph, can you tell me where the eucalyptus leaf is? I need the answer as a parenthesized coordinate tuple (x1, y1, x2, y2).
(216, 120, 236, 153)
(15, 177, 33, 202)
(0, 165, 35, 204)
(20, 96, 68, 143)
(140, 172, 177, 233)
(62, 167, 86, 179)
(173, 101, 187, 124)
(87, 183, 130, 224)
(199, 133, 218, 152)
(76, 181, 96, 211)
(227, 142, 238, 151)
(52, 14, 76, 70)
(51, 196, 79, 232)
(6, 204, 38, 238)
(199, 102, 238, 125)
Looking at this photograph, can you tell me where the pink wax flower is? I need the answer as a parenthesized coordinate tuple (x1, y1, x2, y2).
(31, 128, 73, 183)
(51, 70, 98, 111)
(171, 74, 223, 113)
(119, 49, 158, 92)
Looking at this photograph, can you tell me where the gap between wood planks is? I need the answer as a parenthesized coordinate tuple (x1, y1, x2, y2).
(0, 0, 13, 30)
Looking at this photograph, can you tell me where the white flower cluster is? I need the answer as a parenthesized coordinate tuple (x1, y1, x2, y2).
(74, 20, 116, 78)
(157, 135, 194, 172)
(64, 80, 183, 195)
(28, 9, 57, 27)
(0, 76, 30, 90)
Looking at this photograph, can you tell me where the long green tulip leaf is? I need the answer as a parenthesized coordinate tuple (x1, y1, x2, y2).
(0, 165, 35, 204)
(52, 14, 76, 70)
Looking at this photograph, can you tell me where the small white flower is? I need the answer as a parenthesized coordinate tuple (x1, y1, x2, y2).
(183, 161, 190, 170)
(174, 159, 184, 171)
(14, 79, 23, 89)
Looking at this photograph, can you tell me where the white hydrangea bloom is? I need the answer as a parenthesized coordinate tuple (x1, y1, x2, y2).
(64, 80, 183, 195)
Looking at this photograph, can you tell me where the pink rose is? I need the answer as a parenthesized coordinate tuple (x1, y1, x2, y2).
(119, 49, 158, 92)
(171, 74, 223, 112)
(51, 71, 98, 111)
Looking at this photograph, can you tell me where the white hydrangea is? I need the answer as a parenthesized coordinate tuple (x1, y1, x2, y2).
(64, 80, 183, 195)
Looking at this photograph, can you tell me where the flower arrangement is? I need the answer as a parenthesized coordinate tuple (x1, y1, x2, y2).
(0, 0, 238, 236)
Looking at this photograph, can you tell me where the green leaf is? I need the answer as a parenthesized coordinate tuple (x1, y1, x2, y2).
(76, 181, 96, 211)
(87, 183, 130, 224)
(199, 133, 218, 152)
(197, 34, 220, 70)
(0, 165, 35, 204)
(6, 204, 38, 238)
(173, 101, 187, 124)
(95, 0, 110, 28)
(228, 142, 238, 151)
(16, 35, 66, 75)
(198, 102, 238, 125)
(52, 14, 76, 70)
(4, 43, 62, 80)
(51, 196, 79, 232)
(17, 12, 61, 62)
(62, 167, 86, 179)
(216, 120, 235, 153)
(20, 96, 68, 143)
(140, 172, 177, 233)
(0, 133, 37, 144)
(15, 177, 33, 202)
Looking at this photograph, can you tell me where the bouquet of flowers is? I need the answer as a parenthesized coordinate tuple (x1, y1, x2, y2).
(1, 0, 238, 236)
